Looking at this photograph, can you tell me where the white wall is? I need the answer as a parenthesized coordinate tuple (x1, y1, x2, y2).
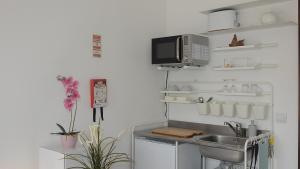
(166, 0, 298, 169)
(0, 0, 298, 169)
(0, 0, 166, 169)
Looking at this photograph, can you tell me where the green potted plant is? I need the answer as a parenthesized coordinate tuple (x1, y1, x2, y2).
(65, 125, 130, 169)
(51, 75, 80, 149)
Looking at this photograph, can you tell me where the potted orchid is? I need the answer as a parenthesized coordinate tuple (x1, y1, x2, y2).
(51, 75, 81, 149)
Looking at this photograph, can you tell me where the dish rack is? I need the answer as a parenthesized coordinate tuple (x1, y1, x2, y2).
(243, 132, 272, 169)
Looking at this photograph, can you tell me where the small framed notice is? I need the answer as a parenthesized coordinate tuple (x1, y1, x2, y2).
(93, 34, 102, 57)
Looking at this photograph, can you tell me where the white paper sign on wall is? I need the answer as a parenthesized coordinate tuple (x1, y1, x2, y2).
(93, 34, 102, 57)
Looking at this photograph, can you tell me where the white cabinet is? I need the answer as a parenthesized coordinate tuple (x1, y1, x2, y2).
(134, 138, 201, 169)
(39, 146, 81, 169)
(135, 138, 176, 169)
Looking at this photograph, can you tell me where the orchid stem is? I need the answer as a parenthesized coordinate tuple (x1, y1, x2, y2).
(69, 109, 73, 133)
(71, 100, 77, 132)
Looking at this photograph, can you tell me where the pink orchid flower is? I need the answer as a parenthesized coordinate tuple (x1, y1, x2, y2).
(71, 80, 79, 89)
(66, 88, 80, 101)
(57, 75, 80, 111)
(63, 77, 74, 87)
(64, 98, 74, 111)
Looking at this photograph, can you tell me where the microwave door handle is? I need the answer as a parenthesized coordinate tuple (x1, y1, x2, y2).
(176, 37, 181, 62)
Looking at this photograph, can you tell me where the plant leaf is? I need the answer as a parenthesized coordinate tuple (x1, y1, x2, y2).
(56, 123, 67, 134)
(50, 132, 65, 135)
(69, 131, 80, 135)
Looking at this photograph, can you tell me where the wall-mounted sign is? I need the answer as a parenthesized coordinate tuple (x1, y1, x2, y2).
(93, 34, 102, 57)
(90, 79, 107, 108)
(90, 79, 107, 122)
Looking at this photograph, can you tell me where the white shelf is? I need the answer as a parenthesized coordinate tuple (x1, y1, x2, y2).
(201, 21, 297, 36)
(160, 90, 195, 94)
(157, 65, 203, 71)
(160, 100, 196, 104)
(213, 64, 277, 71)
(214, 66, 257, 71)
(213, 43, 277, 52)
(217, 92, 260, 97)
(200, 0, 293, 14)
(160, 90, 216, 94)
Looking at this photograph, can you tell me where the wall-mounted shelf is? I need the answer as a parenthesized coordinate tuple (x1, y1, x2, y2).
(161, 90, 270, 96)
(213, 64, 277, 71)
(213, 42, 277, 52)
(161, 80, 274, 133)
(157, 65, 203, 71)
(214, 66, 257, 71)
(216, 92, 260, 97)
(201, 21, 297, 36)
(160, 90, 215, 94)
(160, 90, 196, 94)
(200, 0, 293, 14)
(160, 100, 196, 104)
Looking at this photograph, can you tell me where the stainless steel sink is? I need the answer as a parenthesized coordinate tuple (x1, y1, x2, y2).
(199, 135, 246, 146)
(194, 135, 249, 163)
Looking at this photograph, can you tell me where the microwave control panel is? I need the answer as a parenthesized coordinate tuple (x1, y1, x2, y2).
(182, 34, 209, 62)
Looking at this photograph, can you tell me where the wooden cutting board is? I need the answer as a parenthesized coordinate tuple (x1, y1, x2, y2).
(152, 127, 204, 138)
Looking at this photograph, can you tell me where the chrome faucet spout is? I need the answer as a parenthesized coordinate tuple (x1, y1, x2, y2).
(224, 121, 242, 137)
(224, 122, 235, 131)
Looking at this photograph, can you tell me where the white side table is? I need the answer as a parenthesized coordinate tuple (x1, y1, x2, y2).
(39, 146, 82, 169)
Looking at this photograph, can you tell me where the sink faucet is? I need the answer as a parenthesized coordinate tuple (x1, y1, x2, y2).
(224, 121, 242, 137)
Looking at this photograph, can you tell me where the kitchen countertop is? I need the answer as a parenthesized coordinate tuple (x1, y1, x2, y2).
(134, 120, 267, 152)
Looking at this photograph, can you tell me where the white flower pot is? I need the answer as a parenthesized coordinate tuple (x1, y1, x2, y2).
(60, 134, 78, 149)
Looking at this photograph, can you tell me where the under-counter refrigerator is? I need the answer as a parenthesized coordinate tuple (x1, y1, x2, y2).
(134, 137, 201, 169)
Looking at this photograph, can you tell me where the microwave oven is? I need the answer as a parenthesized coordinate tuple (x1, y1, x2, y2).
(152, 34, 209, 67)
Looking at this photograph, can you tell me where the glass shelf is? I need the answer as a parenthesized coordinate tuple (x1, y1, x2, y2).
(201, 21, 297, 36)
(213, 64, 277, 71)
(213, 43, 277, 52)
(160, 100, 196, 104)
